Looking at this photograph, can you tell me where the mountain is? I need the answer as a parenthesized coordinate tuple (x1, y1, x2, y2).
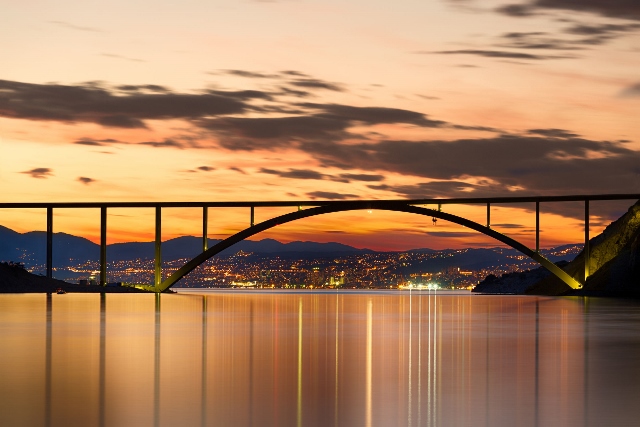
(0, 226, 374, 268)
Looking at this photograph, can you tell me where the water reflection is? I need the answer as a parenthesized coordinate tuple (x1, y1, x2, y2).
(0, 291, 639, 427)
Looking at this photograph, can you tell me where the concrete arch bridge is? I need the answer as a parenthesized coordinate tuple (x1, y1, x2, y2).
(3, 195, 638, 292)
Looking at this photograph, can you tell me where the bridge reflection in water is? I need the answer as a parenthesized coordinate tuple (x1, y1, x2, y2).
(2, 291, 640, 427)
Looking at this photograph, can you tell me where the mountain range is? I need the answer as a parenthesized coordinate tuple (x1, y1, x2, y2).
(0, 224, 578, 273)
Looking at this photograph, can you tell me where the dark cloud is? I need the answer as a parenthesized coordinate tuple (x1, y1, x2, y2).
(533, 0, 640, 21)
(527, 128, 580, 138)
(304, 104, 447, 127)
(0, 79, 265, 129)
(306, 191, 359, 200)
(297, 136, 640, 203)
(260, 168, 326, 180)
(223, 70, 278, 79)
(74, 138, 121, 146)
(139, 139, 184, 148)
(280, 70, 309, 77)
(203, 103, 447, 150)
(497, 32, 579, 50)
(78, 177, 95, 185)
(367, 181, 481, 198)
(288, 78, 343, 92)
(229, 167, 247, 174)
(21, 168, 53, 179)
(115, 84, 170, 93)
(498, 1, 640, 21)
(496, 4, 537, 17)
(492, 223, 527, 229)
(565, 23, 640, 36)
(338, 173, 385, 182)
(278, 87, 312, 98)
(620, 82, 640, 97)
(433, 49, 568, 60)
(197, 166, 215, 172)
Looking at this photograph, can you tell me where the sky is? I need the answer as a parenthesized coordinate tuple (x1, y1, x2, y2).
(1, 0, 639, 251)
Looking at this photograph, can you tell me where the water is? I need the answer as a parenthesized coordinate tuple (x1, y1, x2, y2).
(1, 290, 639, 427)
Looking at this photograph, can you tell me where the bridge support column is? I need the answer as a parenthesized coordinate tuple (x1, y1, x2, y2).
(584, 200, 590, 282)
(250, 206, 255, 227)
(155, 206, 162, 291)
(46, 207, 53, 279)
(536, 202, 540, 253)
(203, 207, 208, 252)
(100, 207, 107, 286)
(486, 203, 491, 228)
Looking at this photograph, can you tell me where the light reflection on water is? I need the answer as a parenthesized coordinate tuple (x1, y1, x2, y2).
(1, 290, 640, 427)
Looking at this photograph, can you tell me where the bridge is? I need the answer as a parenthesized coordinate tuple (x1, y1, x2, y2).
(2, 194, 639, 292)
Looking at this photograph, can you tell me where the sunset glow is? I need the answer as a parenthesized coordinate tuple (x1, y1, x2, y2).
(2, 0, 639, 249)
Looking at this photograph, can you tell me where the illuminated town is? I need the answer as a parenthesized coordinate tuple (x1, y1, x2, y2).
(36, 245, 582, 291)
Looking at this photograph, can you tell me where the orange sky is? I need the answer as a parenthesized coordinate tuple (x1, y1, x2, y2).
(1, 0, 639, 250)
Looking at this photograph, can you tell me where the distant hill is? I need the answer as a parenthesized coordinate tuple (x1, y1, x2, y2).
(0, 224, 581, 278)
(0, 225, 375, 268)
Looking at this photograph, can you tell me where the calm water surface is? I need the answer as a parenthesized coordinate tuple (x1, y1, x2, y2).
(1, 290, 639, 427)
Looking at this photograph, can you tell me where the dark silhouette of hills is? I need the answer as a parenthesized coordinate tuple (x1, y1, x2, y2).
(0, 224, 580, 276)
(0, 225, 375, 268)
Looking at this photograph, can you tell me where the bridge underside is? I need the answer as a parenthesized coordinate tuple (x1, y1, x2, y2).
(158, 202, 582, 292)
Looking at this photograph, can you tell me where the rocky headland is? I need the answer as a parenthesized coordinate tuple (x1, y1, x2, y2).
(0, 262, 149, 293)
(474, 200, 640, 297)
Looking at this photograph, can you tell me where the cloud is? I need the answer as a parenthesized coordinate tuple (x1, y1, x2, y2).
(0, 79, 266, 129)
(306, 191, 359, 200)
(620, 82, 640, 97)
(78, 177, 95, 185)
(433, 49, 569, 60)
(496, 4, 537, 17)
(139, 139, 184, 149)
(21, 168, 53, 179)
(197, 166, 215, 172)
(292, 136, 640, 203)
(222, 70, 278, 79)
(497, 32, 580, 50)
(287, 78, 343, 92)
(527, 128, 580, 138)
(48, 21, 104, 32)
(498, 1, 640, 21)
(74, 138, 121, 146)
(338, 173, 385, 182)
(261, 168, 326, 180)
(202, 103, 448, 151)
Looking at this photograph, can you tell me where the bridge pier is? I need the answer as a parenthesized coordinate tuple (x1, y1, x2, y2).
(100, 207, 107, 286)
(536, 202, 540, 253)
(202, 207, 208, 252)
(584, 200, 590, 282)
(155, 206, 162, 290)
(486, 203, 491, 228)
(46, 207, 53, 279)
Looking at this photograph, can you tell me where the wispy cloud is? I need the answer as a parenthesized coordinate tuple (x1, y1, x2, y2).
(48, 21, 104, 32)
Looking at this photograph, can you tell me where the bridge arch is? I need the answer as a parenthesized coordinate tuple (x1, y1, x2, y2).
(158, 202, 582, 292)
